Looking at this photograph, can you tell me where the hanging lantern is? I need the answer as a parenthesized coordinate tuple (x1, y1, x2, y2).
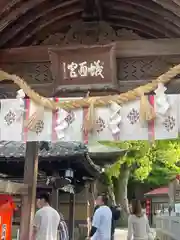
(65, 169, 74, 179)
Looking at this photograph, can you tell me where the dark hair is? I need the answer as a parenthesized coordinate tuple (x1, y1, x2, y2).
(38, 193, 50, 204)
(131, 199, 143, 217)
(99, 194, 109, 205)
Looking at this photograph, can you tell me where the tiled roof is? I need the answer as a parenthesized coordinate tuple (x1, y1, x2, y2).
(0, 142, 125, 175)
(0, 141, 102, 176)
(145, 187, 168, 196)
(0, 141, 87, 158)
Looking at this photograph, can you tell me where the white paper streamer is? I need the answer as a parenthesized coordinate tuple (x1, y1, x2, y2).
(55, 112, 69, 139)
(155, 83, 169, 116)
(109, 102, 121, 134)
(55, 98, 83, 142)
(15, 89, 26, 121)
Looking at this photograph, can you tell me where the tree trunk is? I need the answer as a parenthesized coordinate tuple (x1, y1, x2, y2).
(115, 163, 130, 226)
(108, 184, 116, 205)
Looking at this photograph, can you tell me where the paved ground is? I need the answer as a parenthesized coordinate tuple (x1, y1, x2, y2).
(115, 229, 127, 240)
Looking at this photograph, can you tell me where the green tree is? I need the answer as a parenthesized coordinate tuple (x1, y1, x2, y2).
(144, 163, 178, 186)
(100, 140, 180, 225)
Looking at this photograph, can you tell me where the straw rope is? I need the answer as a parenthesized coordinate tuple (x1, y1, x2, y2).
(0, 64, 179, 111)
(1, 64, 179, 133)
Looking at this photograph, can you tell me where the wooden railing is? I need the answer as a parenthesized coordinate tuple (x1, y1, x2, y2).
(156, 215, 180, 240)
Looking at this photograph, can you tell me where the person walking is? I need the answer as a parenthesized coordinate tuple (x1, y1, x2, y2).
(127, 199, 154, 240)
(110, 205, 121, 240)
(92, 195, 120, 240)
(31, 193, 60, 240)
(89, 194, 112, 240)
(59, 212, 69, 240)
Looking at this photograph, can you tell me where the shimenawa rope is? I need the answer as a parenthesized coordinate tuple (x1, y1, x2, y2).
(0, 63, 179, 132)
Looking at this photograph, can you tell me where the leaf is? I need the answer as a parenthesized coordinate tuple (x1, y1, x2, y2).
(100, 140, 180, 186)
(105, 161, 121, 180)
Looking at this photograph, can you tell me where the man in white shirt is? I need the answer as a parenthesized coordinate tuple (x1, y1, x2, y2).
(89, 194, 112, 240)
(31, 193, 60, 240)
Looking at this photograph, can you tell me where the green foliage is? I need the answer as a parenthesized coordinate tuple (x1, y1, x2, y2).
(145, 164, 178, 186)
(100, 139, 180, 184)
(105, 161, 121, 181)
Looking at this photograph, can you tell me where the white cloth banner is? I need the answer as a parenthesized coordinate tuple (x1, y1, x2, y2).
(119, 100, 149, 141)
(26, 100, 53, 141)
(0, 99, 24, 141)
(0, 96, 179, 142)
(89, 107, 115, 143)
(154, 94, 178, 139)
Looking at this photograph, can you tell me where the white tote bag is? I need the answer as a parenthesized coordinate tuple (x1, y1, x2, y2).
(148, 229, 156, 240)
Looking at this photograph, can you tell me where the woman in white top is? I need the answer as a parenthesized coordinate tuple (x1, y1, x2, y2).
(127, 199, 151, 240)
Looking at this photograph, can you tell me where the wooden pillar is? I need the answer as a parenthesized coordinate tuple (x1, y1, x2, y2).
(68, 193, 75, 240)
(52, 187, 59, 211)
(85, 184, 91, 236)
(20, 142, 39, 240)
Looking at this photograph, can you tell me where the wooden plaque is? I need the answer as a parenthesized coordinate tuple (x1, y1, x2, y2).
(48, 43, 117, 92)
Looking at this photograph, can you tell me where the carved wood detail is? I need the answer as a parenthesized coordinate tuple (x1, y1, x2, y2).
(42, 21, 141, 46)
(1, 0, 180, 48)
(1, 55, 180, 94)
(117, 56, 180, 81)
(0, 62, 53, 84)
(1, 21, 180, 94)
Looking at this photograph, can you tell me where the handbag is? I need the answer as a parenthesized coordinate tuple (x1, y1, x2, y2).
(148, 229, 156, 240)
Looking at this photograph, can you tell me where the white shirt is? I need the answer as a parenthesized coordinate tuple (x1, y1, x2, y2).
(127, 214, 151, 240)
(33, 206, 60, 240)
(92, 205, 112, 240)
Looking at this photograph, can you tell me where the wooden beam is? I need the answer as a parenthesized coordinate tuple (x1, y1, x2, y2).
(108, 15, 171, 38)
(151, 0, 180, 19)
(0, 78, 179, 95)
(20, 142, 39, 240)
(105, 1, 180, 35)
(0, 0, 80, 47)
(15, 10, 82, 47)
(1, 38, 180, 63)
(0, 180, 28, 195)
(95, 0, 103, 20)
(0, 83, 54, 97)
(116, 38, 180, 57)
(0, 46, 50, 63)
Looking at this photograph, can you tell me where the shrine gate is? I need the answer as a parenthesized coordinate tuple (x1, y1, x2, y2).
(0, 1, 180, 239)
